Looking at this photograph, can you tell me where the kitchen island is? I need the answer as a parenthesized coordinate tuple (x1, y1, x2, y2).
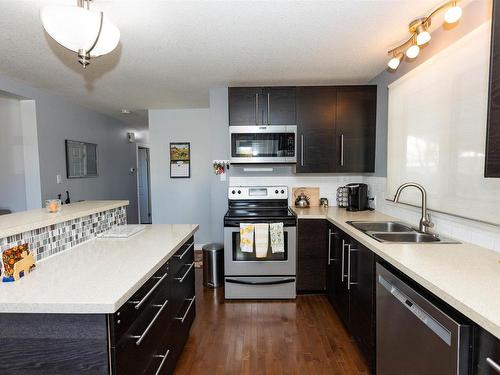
(0, 224, 198, 375)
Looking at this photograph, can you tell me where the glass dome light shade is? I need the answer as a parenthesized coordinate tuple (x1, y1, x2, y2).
(388, 54, 402, 70)
(416, 30, 431, 45)
(444, 5, 462, 24)
(40, 5, 120, 57)
(406, 44, 420, 59)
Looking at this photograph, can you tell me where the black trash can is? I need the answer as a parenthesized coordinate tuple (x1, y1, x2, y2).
(202, 243, 224, 288)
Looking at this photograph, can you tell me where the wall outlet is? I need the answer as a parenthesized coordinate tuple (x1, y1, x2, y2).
(372, 195, 377, 209)
(56, 174, 62, 184)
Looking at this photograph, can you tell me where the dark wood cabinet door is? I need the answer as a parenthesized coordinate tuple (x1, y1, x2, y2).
(265, 87, 296, 125)
(348, 242, 375, 370)
(296, 86, 337, 172)
(331, 231, 349, 325)
(486, 1, 500, 177)
(474, 327, 500, 375)
(297, 219, 327, 292)
(228, 87, 263, 125)
(335, 86, 377, 173)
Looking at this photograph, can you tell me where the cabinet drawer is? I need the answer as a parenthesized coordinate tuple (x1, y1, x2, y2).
(112, 262, 170, 341)
(169, 238, 194, 277)
(113, 294, 172, 375)
(144, 330, 176, 375)
(171, 263, 195, 317)
(475, 328, 500, 375)
(170, 296, 196, 361)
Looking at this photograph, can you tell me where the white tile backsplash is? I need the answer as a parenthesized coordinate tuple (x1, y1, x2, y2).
(364, 176, 500, 252)
(229, 175, 365, 207)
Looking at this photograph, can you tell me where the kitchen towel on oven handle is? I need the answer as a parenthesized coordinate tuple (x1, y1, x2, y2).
(240, 223, 254, 253)
(270, 222, 284, 253)
(254, 223, 269, 258)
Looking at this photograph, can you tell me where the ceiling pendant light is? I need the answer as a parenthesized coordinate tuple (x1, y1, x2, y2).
(444, 2, 463, 24)
(386, 1, 463, 70)
(388, 53, 404, 70)
(40, 0, 120, 68)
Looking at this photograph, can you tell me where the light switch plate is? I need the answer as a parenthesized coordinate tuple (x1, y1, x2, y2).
(56, 174, 62, 184)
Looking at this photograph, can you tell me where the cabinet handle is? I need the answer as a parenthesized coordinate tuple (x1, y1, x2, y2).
(153, 350, 170, 375)
(300, 135, 304, 166)
(341, 239, 346, 282)
(340, 134, 345, 166)
(255, 93, 259, 125)
(174, 243, 194, 260)
(327, 230, 337, 265)
(174, 296, 196, 324)
(128, 272, 168, 310)
(131, 297, 169, 346)
(487, 358, 500, 374)
(347, 244, 359, 291)
(174, 262, 194, 283)
(267, 92, 270, 124)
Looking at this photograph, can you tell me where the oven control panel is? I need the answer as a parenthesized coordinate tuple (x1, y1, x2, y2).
(228, 186, 288, 200)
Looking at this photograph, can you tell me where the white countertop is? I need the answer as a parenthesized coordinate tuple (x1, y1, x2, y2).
(0, 224, 198, 314)
(0, 200, 129, 239)
(292, 206, 500, 340)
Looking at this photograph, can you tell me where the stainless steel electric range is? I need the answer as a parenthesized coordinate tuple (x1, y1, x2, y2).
(223, 186, 297, 299)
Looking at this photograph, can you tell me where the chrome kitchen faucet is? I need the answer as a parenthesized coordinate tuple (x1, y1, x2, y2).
(393, 182, 434, 234)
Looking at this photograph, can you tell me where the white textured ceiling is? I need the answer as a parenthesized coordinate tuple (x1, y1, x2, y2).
(0, 0, 467, 126)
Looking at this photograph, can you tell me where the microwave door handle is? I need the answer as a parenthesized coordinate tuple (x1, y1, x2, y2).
(255, 93, 259, 125)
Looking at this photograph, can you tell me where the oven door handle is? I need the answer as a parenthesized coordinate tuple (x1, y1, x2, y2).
(225, 278, 295, 286)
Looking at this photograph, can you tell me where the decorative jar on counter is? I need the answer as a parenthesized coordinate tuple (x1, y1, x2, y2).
(45, 199, 61, 213)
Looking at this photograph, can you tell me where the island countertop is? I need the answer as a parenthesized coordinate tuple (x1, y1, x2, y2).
(0, 224, 198, 314)
(292, 206, 500, 340)
(0, 200, 129, 239)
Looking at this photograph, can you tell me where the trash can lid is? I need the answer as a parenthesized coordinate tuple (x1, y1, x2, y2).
(202, 243, 224, 252)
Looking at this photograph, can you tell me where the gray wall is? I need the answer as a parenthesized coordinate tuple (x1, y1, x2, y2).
(370, 0, 492, 177)
(149, 108, 212, 244)
(0, 73, 142, 223)
(0, 95, 26, 212)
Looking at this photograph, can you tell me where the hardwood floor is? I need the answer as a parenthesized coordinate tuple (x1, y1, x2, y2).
(174, 270, 370, 375)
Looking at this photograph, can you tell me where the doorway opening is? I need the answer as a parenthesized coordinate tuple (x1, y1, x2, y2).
(137, 146, 152, 224)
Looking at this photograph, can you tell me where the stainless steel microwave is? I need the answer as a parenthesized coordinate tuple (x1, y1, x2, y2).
(229, 125, 297, 164)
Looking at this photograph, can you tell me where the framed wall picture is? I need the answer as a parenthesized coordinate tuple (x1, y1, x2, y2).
(65, 140, 98, 178)
(170, 142, 190, 178)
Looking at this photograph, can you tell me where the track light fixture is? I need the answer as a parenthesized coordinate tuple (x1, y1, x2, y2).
(387, 0, 463, 70)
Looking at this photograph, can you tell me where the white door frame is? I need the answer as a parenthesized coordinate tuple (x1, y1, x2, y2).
(136, 143, 151, 224)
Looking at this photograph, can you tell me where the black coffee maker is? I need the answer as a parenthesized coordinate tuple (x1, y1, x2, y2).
(346, 183, 370, 211)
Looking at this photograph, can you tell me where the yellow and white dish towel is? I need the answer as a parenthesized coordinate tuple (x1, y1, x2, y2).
(254, 223, 269, 258)
(239, 223, 254, 253)
(270, 222, 284, 253)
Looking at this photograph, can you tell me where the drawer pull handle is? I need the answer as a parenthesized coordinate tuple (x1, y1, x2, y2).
(174, 296, 196, 324)
(487, 358, 500, 374)
(131, 298, 169, 346)
(174, 262, 194, 283)
(153, 350, 170, 375)
(129, 272, 168, 310)
(174, 243, 194, 260)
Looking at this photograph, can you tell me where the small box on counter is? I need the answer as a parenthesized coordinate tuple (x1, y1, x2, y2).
(1, 244, 36, 282)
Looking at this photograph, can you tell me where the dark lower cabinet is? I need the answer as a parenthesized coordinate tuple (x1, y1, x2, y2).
(297, 219, 328, 292)
(0, 237, 196, 375)
(325, 223, 375, 371)
(474, 327, 500, 375)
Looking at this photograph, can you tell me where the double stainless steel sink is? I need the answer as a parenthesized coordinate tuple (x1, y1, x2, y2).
(347, 221, 460, 244)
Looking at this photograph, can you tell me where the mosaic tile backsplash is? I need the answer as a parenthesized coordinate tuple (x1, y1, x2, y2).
(0, 206, 127, 262)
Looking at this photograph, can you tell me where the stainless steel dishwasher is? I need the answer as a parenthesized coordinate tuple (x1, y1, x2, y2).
(376, 263, 471, 375)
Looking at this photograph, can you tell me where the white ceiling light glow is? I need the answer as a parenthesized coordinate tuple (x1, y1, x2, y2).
(40, 0, 120, 68)
(386, 0, 462, 70)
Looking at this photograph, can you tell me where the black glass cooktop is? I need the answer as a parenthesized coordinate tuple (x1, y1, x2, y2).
(224, 207, 296, 226)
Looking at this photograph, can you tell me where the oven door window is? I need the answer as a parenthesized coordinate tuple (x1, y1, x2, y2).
(231, 133, 295, 158)
(232, 231, 288, 261)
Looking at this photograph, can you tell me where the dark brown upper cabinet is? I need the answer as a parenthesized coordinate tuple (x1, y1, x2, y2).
(228, 87, 296, 126)
(296, 86, 337, 173)
(296, 85, 376, 173)
(335, 86, 377, 173)
(485, 0, 500, 177)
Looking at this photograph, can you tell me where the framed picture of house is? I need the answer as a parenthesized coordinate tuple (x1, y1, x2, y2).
(170, 142, 190, 178)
